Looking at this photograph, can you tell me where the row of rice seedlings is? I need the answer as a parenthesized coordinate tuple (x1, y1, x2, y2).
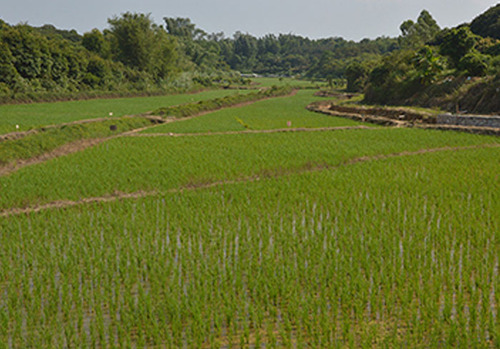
(146, 90, 362, 135)
(0, 147, 497, 347)
(1, 127, 497, 211)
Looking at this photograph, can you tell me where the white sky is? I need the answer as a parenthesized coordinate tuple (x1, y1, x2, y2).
(0, 0, 498, 40)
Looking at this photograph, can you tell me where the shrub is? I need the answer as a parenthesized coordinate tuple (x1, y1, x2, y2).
(459, 51, 490, 76)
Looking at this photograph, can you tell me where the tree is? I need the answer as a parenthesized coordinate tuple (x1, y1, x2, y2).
(82, 29, 110, 59)
(399, 10, 440, 48)
(345, 61, 369, 92)
(459, 51, 489, 76)
(164, 17, 206, 40)
(108, 13, 177, 80)
(439, 27, 479, 67)
(108, 13, 157, 70)
(0, 41, 18, 84)
(232, 32, 258, 71)
(412, 46, 445, 85)
(470, 4, 500, 40)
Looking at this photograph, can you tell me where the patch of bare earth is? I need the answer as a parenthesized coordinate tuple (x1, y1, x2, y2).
(1, 143, 497, 218)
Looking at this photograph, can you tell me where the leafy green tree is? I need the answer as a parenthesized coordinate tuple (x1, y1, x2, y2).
(345, 61, 369, 92)
(164, 17, 206, 40)
(0, 41, 18, 84)
(1, 25, 46, 79)
(439, 27, 479, 67)
(399, 10, 440, 48)
(108, 12, 156, 69)
(164, 17, 222, 71)
(459, 51, 490, 76)
(151, 29, 178, 79)
(412, 46, 445, 85)
(82, 29, 111, 59)
(470, 4, 500, 39)
(364, 50, 416, 104)
(108, 12, 177, 80)
(232, 32, 258, 71)
(35, 24, 81, 42)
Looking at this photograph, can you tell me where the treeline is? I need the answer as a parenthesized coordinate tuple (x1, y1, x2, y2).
(0, 13, 398, 103)
(163, 17, 398, 80)
(2, 5, 498, 110)
(345, 5, 500, 113)
(0, 14, 243, 103)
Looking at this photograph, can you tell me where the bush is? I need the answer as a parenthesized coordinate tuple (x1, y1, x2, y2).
(459, 51, 490, 76)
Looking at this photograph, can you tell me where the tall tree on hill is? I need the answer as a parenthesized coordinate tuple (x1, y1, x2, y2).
(164, 17, 224, 70)
(164, 17, 206, 40)
(108, 12, 177, 80)
(399, 10, 440, 48)
(232, 32, 258, 71)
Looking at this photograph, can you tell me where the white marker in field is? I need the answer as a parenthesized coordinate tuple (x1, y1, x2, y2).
(287, 121, 292, 127)
(109, 112, 113, 116)
(15, 125, 19, 130)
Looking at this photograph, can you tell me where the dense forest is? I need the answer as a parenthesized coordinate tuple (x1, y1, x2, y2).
(1, 4, 499, 111)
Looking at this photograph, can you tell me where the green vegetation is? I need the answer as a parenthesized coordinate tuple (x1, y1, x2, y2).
(0, 89, 248, 134)
(1, 127, 497, 211)
(0, 143, 498, 347)
(152, 86, 292, 117)
(0, 89, 498, 347)
(251, 77, 325, 88)
(147, 90, 366, 134)
(354, 7, 500, 113)
(0, 15, 244, 103)
(0, 5, 499, 347)
(470, 4, 500, 39)
(1, 5, 499, 113)
(0, 117, 152, 166)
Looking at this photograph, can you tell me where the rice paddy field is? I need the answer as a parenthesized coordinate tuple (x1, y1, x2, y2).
(0, 85, 499, 347)
(0, 89, 250, 135)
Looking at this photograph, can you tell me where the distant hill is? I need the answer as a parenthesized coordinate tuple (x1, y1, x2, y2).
(470, 4, 500, 39)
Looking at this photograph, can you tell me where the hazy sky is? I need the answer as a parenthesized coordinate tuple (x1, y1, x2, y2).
(1, 0, 498, 40)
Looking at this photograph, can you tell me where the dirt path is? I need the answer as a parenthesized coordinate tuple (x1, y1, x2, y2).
(0, 136, 117, 177)
(131, 125, 376, 137)
(2, 143, 497, 218)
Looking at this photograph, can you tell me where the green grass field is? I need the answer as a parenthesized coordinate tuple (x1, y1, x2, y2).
(251, 77, 325, 88)
(146, 90, 366, 134)
(0, 87, 498, 347)
(0, 89, 251, 135)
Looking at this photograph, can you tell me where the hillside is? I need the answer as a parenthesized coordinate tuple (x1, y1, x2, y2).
(355, 6, 500, 114)
(470, 3, 500, 39)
